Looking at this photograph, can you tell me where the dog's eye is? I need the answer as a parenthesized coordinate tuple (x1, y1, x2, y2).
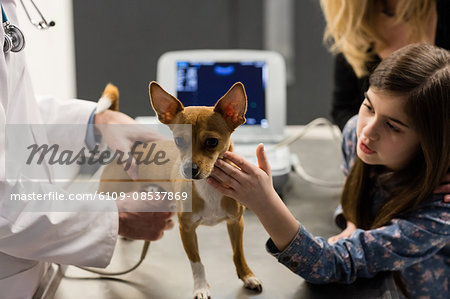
(205, 138, 218, 148)
(175, 137, 187, 148)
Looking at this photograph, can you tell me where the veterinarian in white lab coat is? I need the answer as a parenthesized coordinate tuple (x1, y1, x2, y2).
(0, 1, 173, 298)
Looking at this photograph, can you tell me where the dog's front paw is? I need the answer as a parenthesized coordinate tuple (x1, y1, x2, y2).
(193, 287, 211, 299)
(243, 276, 262, 292)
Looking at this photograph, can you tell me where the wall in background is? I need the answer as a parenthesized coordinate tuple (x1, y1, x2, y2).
(73, 0, 333, 125)
(18, 0, 333, 125)
(16, 0, 76, 100)
(291, 0, 333, 124)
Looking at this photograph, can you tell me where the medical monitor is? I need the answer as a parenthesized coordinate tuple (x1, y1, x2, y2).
(157, 50, 286, 142)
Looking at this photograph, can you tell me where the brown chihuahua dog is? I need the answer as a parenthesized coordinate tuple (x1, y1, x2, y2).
(98, 82, 262, 299)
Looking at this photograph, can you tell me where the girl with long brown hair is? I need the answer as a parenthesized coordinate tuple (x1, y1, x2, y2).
(208, 43, 450, 298)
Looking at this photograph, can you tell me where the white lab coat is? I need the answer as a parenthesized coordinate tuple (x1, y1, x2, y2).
(0, 1, 118, 298)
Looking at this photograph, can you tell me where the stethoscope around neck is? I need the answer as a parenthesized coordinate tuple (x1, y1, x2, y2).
(2, 0, 55, 54)
(2, 4, 25, 53)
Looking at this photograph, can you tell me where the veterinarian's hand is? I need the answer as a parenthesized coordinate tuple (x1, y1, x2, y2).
(208, 144, 278, 210)
(116, 191, 175, 240)
(118, 211, 174, 240)
(328, 220, 357, 244)
(434, 172, 450, 203)
(94, 110, 167, 180)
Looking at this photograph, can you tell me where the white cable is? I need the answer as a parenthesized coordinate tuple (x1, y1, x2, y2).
(268, 117, 344, 188)
(270, 117, 341, 151)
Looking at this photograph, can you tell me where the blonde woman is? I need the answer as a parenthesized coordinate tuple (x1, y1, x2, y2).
(320, 0, 449, 130)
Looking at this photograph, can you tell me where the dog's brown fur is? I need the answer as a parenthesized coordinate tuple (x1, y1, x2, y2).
(98, 82, 262, 298)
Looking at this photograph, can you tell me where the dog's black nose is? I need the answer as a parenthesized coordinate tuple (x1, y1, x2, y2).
(183, 162, 200, 179)
(191, 164, 199, 178)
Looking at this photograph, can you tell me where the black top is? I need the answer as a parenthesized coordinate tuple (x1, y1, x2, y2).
(331, 0, 450, 130)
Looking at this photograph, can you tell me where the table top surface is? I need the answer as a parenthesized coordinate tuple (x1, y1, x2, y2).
(51, 133, 400, 299)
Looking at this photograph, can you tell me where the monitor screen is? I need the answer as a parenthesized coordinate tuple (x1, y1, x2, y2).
(176, 61, 267, 127)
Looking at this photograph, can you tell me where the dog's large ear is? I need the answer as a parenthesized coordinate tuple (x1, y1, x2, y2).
(214, 82, 247, 130)
(149, 81, 184, 124)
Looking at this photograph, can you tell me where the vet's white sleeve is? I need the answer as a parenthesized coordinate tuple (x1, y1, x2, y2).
(0, 1, 118, 296)
(36, 96, 98, 150)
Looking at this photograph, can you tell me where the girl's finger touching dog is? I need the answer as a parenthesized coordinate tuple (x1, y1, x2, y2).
(223, 151, 255, 174)
(207, 176, 236, 198)
(211, 164, 240, 189)
(215, 158, 246, 180)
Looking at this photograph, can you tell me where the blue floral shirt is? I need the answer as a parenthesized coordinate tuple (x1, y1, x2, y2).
(267, 116, 450, 298)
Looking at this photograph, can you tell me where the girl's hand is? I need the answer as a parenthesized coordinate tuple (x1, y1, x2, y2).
(209, 144, 299, 251)
(207, 144, 278, 209)
(328, 220, 357, 244)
